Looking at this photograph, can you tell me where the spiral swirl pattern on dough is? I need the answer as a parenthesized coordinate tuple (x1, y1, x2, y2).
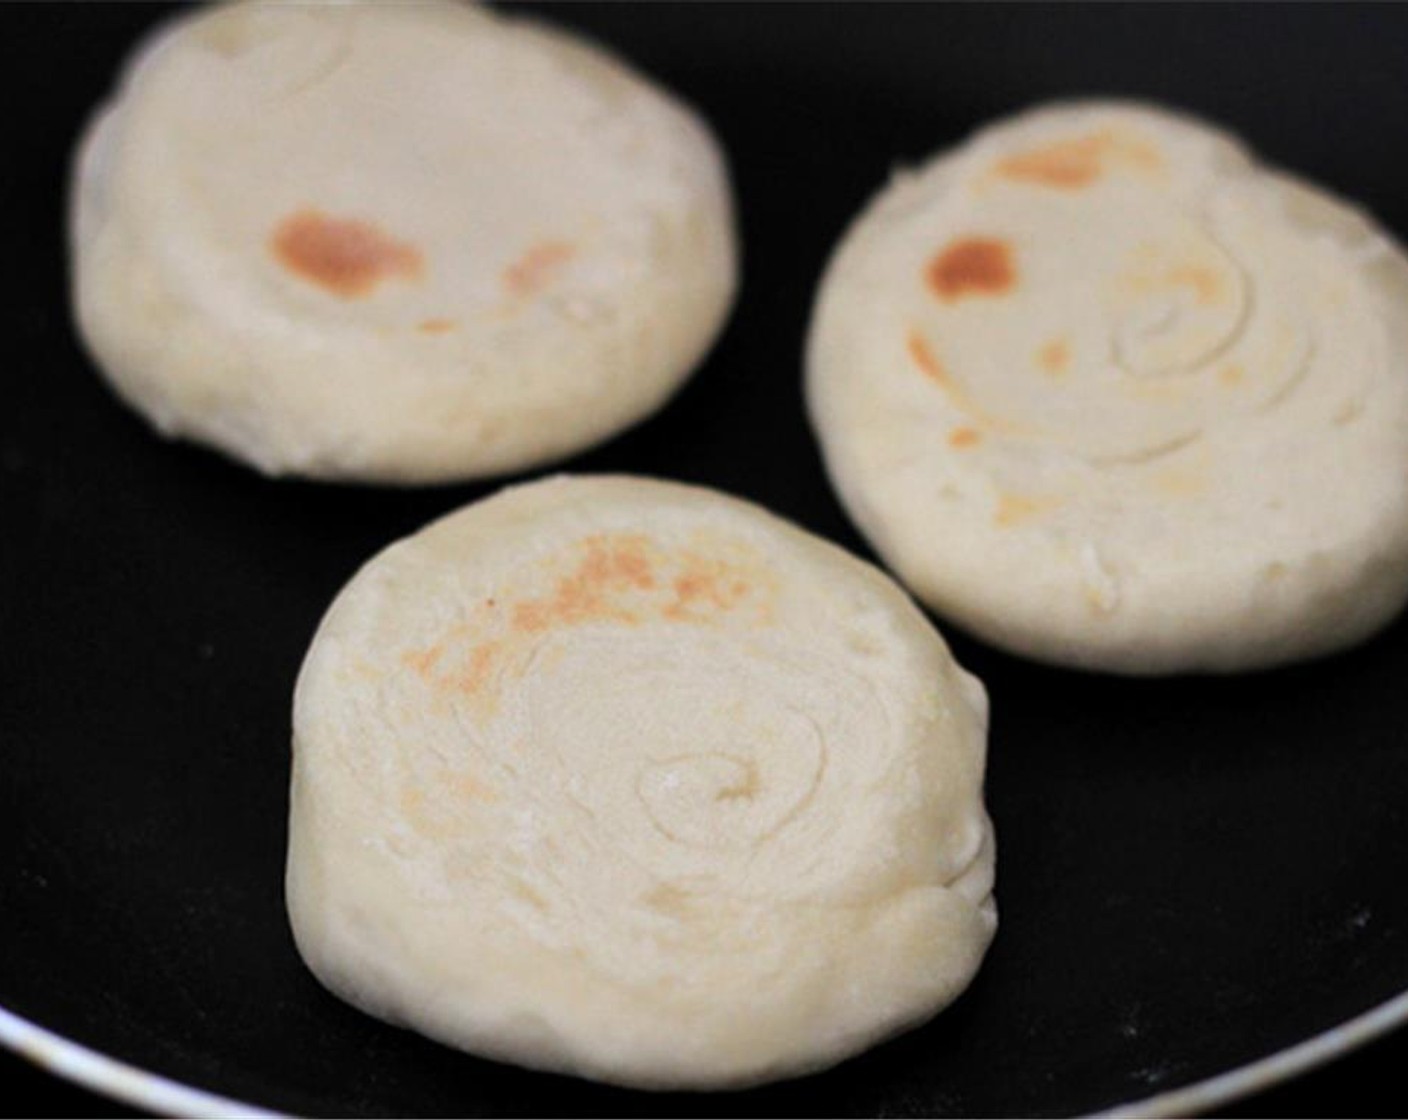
(288, 476, 995, 1088)
(808, 102, 1408, 672)
(71, 0, 737, 482)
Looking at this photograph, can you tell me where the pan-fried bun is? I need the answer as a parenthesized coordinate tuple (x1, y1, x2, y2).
(287, 475, 995, 1088)
(71, 1, 736, 482)
(808, 101, 1408, 673)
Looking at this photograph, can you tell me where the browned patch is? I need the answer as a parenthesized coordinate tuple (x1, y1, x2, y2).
(508, 878, 549, 911)
(404, 534, 772, 711)
(402, 643, 446, 680)
(927, 237, 1016, 303)
(450, 772, 499, 803)
(1151, 466, 1208, 499)
(271, 209, 422, 297)
(507, 532, 768, 633)
(512, 534, 658, 634)
(1124, 257, 1225, 307)
(663, 552, 753, 622)
(948, 426, 982, 449)
(418, 318, 457, 334)
(398, 784, 460, 841)
(399, 786, 427, 822)
(715, 763, 760, 802)
(1165, 264, 1222, 305)
(907, 329, 1028, 435)
(1038, 337, 1071, 376)
(349, 658, 382, 683)
(643, 882, 693, 916)
(908, 330, 949, 385)
(397, 771, 500, 839)
(997, 135, 1105, 189)
(1218, 364, 1244, 387)
(454, 641, 501, 696)
(994, 492, 1061, 527)
(403, 626, 503, 700)
(996, 130, 1162, 190)
(503, 240, 576, 298)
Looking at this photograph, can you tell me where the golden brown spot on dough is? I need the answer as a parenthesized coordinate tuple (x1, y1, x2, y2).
(348, 658, 382, 683)
(271, 209, 422, 297)
(399, 786, 426, 819)
(409, 535, 774, 708)
(1146, 443, 1211, 499)
(642, 882, 692, 917)
(948, 426, 982, 449)
(908, 330, 949, 385)
(1083, 587, 1119, 617)
(1151, 466, 1208, 499)
(397, 782, 466, 841)
(1219, 363, 1244, 386)
(1165, 264, 1222, 305)
(508, 879, 549, 911)
(418, 318, 457, 334)
(503, 240, 576, 298)
(402, 643, 446, 680)
(907, 329, 1030, 436)
(994, 492, 1062, 527)
(1124, 257, 1225, 307)
(995, 494, 1041, 527)
(663, 552, 754, 622)
(927, 237, 1016, 302)
(510, 602, 547, 633)
(454, 641, 501, 696)
(1038, 337, 1071, 376)
(715, 763, 760, 802)
(522, 531, 771, 630)
(512, 534, 658, 634)
(998, 135, 1104, 189)
(1334, 399, 1365, 426)
(995, 130, 1163, 190)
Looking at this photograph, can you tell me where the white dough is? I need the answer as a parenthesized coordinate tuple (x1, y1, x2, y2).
(807, 101, 1408, 673)
(287, 475, 995, 1089)
(70, 1, 736, 482)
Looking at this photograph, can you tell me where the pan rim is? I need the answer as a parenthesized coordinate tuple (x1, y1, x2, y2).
(2, 988, 1406, 1117)
(0, 1005, 281, 1119)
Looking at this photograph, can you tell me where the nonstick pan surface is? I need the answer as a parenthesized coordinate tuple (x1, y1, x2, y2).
(4, 3, 1408, 1115)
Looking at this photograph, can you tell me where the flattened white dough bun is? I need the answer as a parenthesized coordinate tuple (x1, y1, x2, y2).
(71, 1, 736, 482)
(287, 475, 995, 1089)
(808, 101, 1408, 673)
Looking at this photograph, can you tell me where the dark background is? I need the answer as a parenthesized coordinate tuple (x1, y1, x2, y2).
(4, 2, 1408, 1116)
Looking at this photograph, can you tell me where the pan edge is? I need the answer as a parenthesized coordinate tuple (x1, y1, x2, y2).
(3, 988, 1408, 1117)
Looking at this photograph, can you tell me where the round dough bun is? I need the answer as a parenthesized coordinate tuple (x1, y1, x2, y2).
(288, 474, 995, 1089)
(71, 1, 736, 483)
(808, 100, 1408, 674)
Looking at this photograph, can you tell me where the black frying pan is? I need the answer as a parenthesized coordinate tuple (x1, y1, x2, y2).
(4, 3, 1408, 1115)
